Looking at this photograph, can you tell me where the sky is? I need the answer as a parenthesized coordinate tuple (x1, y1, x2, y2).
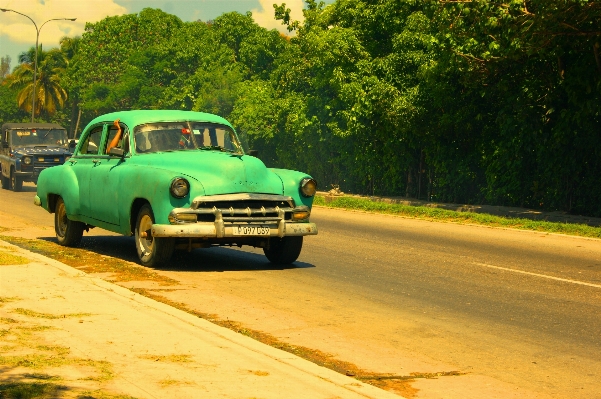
(0, 0, 333, 70)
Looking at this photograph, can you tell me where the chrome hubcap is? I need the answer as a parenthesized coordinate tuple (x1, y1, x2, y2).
(138, 214, 154, 254)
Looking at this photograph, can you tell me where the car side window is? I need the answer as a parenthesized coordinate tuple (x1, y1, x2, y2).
(79, 126, 103, 155)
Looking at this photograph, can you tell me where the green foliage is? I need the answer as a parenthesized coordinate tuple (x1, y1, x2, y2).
(1, 2, 599, 215)
(0, 83, 28, 123)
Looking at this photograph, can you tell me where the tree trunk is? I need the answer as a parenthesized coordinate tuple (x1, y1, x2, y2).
(74, 107, 82, 139)
(69, 96, 78, 139)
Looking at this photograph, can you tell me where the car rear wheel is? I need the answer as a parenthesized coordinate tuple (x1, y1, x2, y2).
(135, 204, 175, 267)
(263, 236, 303, 264)
(10, 168, 22, 192)
(55, 197, 84, 246)
(0, 171, 9, 190)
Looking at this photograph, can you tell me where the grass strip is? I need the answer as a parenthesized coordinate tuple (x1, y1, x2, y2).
(138, 354, 192, 363)
(0, 354, 114, 381)
(0, 236, 178, 286)
(314, 196, 601, 239)
(0, 381, 66, 398)
(0, 248, 30, 265)
(12, 308, 92, 320)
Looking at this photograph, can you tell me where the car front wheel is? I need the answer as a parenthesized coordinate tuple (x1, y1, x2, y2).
(135, 204, 175, 267)
(55, 197, 84, 246)
(10, 168, 22, 192)
(263, 236, 303, 264)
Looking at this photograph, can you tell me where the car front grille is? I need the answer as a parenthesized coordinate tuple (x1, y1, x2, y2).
(175, 193, 296, 223)
(33, 156, 65, 174)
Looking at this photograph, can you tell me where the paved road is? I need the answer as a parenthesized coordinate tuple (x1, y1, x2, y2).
(2, 183, 600, 398)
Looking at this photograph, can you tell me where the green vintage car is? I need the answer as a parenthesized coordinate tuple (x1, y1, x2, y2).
(34, 110, 318, 266)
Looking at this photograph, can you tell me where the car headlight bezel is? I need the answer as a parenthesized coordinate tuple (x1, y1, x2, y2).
(300, 177, 317, 198)
(23, 156, 32, 165)
(170, 177, 190, 199)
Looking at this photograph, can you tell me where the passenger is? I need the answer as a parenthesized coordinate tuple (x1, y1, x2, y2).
(106, 119, 122, 154)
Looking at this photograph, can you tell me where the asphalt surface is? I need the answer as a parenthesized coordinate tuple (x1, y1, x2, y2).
(2, 183, 600, 398)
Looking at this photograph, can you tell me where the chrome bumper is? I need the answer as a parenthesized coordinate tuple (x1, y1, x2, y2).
(151, 221, 318, 238)
(155, 193, 318, 239)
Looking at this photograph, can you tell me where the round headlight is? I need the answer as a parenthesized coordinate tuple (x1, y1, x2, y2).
(300, 178, 317, 197)
(23, 156, 32, 165)
(170, 177, 190, 198)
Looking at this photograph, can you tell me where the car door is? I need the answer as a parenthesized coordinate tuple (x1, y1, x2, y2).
(88, 121, 128, 226)
(68, 124, 104, 218)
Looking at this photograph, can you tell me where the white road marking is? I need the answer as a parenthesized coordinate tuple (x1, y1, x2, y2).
(474, 262, 601, 289)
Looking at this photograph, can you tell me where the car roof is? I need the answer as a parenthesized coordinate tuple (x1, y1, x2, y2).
(2, 123, 66, 130)
(86, 110, 233, 130)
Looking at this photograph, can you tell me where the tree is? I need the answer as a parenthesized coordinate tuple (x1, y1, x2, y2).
(432, 0, 601, 212)
(7, 46, 68, 118)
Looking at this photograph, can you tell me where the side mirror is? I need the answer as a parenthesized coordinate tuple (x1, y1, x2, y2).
(109, 147, 125, 157)
(68, 140, 76, 151)
(248, 149, 259, 157)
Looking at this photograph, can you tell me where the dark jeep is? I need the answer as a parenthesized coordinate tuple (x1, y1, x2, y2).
(0, 123, 73, 191)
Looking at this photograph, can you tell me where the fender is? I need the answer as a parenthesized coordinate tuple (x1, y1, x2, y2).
(37, 163, 83, 219)
(117, 164, 206, 234)
(269, 168, 315, 208)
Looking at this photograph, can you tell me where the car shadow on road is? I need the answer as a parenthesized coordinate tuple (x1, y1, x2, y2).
(15, 185, 37, 193)
(39, 235, 315, 272)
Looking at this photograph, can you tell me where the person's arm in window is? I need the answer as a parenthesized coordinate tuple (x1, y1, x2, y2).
(106, 119, 123, 154)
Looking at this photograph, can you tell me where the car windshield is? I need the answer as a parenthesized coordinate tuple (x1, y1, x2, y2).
(134, 122, 243, 154)
(10, 128, 69, 147)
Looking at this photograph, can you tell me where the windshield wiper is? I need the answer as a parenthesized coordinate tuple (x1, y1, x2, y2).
(43, 128, 54, 138)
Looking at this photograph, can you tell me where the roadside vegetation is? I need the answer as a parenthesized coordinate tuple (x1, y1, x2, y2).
(314, 195, 601, 239)
(0, 247, 30, 265)
(1, 1, 600, 217)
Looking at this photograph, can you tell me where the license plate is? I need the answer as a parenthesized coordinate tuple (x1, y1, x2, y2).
(233, 225, 271, 236)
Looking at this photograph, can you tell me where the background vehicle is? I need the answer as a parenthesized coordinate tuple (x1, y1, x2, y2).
(35, 110, 318, 266)
(1, 123, 72, 191)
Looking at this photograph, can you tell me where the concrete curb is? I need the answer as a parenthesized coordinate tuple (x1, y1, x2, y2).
(0, 239, 403, 399)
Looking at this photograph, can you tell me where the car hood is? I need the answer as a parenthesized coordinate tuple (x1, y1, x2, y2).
(14, 146, 71, 155)
(131, 151, 284, 196)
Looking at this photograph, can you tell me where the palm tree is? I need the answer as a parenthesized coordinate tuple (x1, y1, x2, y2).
(7, 45, 68, 118)
(60, 36, 80, 60)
